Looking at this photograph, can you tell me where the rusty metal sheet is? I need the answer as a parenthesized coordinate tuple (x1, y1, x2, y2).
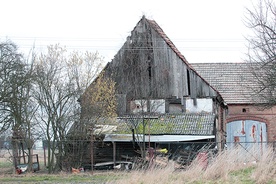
(226, 120, 267, 150)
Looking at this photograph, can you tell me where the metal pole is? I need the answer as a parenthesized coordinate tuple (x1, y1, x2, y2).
(148, 120, 150, 148)
(90, 131, 94, 175)
(142, 103, 146, 159)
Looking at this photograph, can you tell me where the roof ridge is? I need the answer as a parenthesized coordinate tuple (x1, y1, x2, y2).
(191, 62, 249, 64)
(145, 18, 190, 66)
(144, 17, 222, 99)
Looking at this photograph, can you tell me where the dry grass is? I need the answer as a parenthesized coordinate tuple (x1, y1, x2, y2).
(251, 148, 276, 184)
(0, 146, 275, 184)
(108, 146, 276, 184)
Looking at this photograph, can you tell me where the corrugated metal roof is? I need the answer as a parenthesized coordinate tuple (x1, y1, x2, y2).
(103, 134, 215, 142)
(115, 113, 215, 136)
(191, 63, 256, 104)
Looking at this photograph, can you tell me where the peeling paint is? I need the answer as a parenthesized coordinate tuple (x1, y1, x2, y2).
(260, 126, 263, 143)
(226, 120, 267, 150)
(241, 120, 246, 135)
(234, 136, 240, 143)
(252, 125, 256, 142)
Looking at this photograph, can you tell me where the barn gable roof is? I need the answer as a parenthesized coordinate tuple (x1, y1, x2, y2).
(145, 18, 190, 67)
(105, 16, 223, 102)
(143, 17, 222, 98)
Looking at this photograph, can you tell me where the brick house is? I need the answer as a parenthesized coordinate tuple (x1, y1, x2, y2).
(192, 63, 276, 149)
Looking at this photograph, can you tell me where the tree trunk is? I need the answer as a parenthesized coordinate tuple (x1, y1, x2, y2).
(11, 138, 19, 173)
(27, 148, 33, 172)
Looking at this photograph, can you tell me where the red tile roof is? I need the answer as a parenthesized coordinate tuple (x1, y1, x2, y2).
(191, 63, 256, 104)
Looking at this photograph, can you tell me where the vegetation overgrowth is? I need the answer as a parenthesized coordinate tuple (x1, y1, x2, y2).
(111, 146, 275, 184)
(0, 146, 275, 184)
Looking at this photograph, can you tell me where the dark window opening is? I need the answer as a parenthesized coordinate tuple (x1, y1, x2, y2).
(148, 66, 152, 78)
(187, 69, 191, 96)
(242, 108, 248, 113)
(148, 57, 152, 78)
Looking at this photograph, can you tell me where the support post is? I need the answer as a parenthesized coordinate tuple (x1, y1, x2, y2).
(113, 141, 116, 167)
(90, 131, 94, 175)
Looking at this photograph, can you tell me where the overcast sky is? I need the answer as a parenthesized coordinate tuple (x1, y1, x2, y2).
(0, 0, 255, 64)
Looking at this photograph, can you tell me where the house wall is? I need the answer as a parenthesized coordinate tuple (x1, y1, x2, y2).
(226, 104, 276, 142)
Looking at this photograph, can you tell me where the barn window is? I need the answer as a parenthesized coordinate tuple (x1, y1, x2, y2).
(187, 69, 191, 96)
(148, 57, 152, 78)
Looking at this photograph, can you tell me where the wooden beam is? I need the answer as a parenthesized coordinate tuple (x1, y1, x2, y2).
(112, 141, 116, 167)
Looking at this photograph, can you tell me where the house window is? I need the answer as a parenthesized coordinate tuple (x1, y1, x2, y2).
(242, 108, 249, 113)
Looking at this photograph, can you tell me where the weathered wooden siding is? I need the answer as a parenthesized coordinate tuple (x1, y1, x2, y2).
(151, 27, 189, 99)
(107, 19, 160, 100)
(150, 22, 217, 99)
(105, 17, 218, 106)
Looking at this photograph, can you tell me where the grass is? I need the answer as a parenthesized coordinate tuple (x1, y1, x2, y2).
(0, 146, 275, 184)
(229, 167, 256, 184)
(0, 161, 12, 168)
(0, 172, 119, 183)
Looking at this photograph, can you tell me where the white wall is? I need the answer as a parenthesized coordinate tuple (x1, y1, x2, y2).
(186, 98, 213, 113)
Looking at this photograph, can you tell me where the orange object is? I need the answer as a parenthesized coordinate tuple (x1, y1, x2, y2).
(71, 167, 80, 174)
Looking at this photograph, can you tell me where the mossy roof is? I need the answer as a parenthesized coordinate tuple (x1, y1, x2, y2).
(115, 113, 215, 136)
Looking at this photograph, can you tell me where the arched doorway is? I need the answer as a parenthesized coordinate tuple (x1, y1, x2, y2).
(226, 120, 267, 150)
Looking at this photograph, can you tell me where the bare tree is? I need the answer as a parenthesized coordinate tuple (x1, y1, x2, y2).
(0, 40, 38, 172)
(0, 40, 24, 133)
(78, 72, 117, 171)
(67, 50, 104, 96)
(33, 44, 109, 173)
(244, 0, 276, 107)
(63, 49, 111, 170)
(33, 44, 79, 173)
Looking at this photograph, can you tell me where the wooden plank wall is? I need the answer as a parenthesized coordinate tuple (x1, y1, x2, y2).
(105, 19, 218, 107)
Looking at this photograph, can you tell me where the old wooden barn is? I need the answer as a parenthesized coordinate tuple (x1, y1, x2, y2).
(67, 16, 228, 170)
